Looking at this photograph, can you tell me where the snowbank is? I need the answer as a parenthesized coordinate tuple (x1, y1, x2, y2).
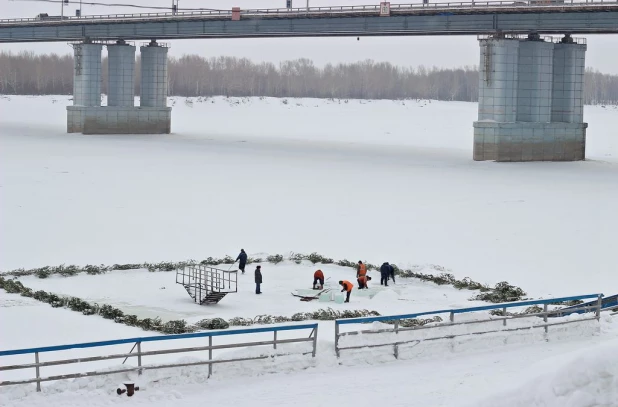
(473, 334, 618, 407)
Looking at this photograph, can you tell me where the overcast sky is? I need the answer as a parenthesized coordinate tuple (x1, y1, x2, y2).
(1, 0, 617, 73)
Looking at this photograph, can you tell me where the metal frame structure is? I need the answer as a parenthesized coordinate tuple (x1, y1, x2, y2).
(0, 323, 319, 392)
(0, 1, 617, 42)
(334, 293, 603, 357)
(176, 265, 238, 304)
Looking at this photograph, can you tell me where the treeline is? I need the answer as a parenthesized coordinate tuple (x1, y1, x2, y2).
(1, 51, 617, 104)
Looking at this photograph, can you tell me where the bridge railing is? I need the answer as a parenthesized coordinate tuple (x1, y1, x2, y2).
(0, 323, 318, 392)
(334, 294, 603, 357)
(1, 0, 617, 25)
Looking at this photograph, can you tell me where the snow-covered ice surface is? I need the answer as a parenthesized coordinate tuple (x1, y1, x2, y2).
(1, 96, 617, 295)
(1, 95, 618, 406)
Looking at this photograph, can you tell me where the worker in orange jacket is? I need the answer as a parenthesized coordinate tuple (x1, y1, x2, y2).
(339, 280, 353, 303)
(357, 261, 367, 278)
(357, 275, 372, 289)
(313, 270, 325, 289)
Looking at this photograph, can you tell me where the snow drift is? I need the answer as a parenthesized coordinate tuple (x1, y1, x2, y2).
(474, 333, 618, 407)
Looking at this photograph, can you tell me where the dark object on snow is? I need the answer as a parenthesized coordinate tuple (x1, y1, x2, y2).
(255, 265, 262, 294)
(117, 382, 140, 397)
(292, 288, 330, 301)
(380, 262, 392, 286)
(236, 249, 248, 273)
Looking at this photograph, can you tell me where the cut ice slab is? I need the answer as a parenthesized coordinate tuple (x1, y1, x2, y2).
(356, 286, 401, 298)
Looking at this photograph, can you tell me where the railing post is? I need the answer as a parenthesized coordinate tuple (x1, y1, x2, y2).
(208, 336, 213, 378)
(393, 320, 399, 359)
(137, 342, 142, 375)
(543, 304, 548, 334)
(503, 307, 507, 326)
(34, 352, 41, 392)
(312, 325, 318, 358)
(596, 295, 602, 321)
(335, 322, 340, 358)
(273, 330, 277, 349)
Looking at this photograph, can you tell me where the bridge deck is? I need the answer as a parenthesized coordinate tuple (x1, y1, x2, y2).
(1, 1, 617, 42)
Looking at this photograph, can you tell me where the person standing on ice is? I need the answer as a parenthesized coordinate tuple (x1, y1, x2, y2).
(313, 269, 325, 289)
(388, 263, 397, 284)
(357, 275, 372, 289)
(254, 265, 263, 294)
(235, 249, 248, 274)
(380, 262, 391, 286)
(339, 280, 353, 303)
(356, 261, 367, 278)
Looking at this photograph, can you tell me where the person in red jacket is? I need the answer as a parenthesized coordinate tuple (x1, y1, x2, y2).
(339, 280, 353, 303)
(313, 270, 325, 289)
(357, 275, 372, 289)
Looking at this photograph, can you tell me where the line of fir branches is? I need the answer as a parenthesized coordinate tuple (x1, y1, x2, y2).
(2, 276, 441, 334)
(1, 252, 531, 303)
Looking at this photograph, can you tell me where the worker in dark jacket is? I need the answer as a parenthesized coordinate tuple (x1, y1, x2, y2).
(389, 263, 397, 283)
(313, 270, 325, 289)
(380, 262, 392, 286)
(254, 265, 262, 294)
(339, 280, 353, 303)
(357, 275, 372, 289)
(236, 249, 248, 274)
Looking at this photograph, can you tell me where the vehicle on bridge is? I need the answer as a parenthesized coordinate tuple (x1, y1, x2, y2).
(512, 0, 565, 4)
(529, 0, 565, 4)
(35, 13, 68, 21)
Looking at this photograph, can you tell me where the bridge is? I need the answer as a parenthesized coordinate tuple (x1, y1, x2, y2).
(1, 1, 617, 42)
(2, 1, 617, 162)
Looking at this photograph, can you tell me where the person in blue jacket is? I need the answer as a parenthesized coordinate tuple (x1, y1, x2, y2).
(235, 249, 248, 274)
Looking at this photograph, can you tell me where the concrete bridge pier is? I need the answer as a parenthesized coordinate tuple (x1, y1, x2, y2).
(67, 43, 102, 132)
(473, 34, 587, 162)
(138, 41, 171, 133)
(107, 40, 135, 108)
(67, 40, 171, 134)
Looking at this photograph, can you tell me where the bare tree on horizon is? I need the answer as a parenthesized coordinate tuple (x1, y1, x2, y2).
(0, 51, 617, 105)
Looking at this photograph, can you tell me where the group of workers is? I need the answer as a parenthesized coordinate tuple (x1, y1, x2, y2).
(235, 250, 397, 301)
(313, 260, 396, 303)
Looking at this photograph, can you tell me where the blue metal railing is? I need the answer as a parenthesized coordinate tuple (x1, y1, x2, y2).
(334, 294, 603, 356)
(0, 323, 317, 356)
(0, 323, 319, 391)
(0, 293, 609, 391)
(335, 294, 603, 325)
